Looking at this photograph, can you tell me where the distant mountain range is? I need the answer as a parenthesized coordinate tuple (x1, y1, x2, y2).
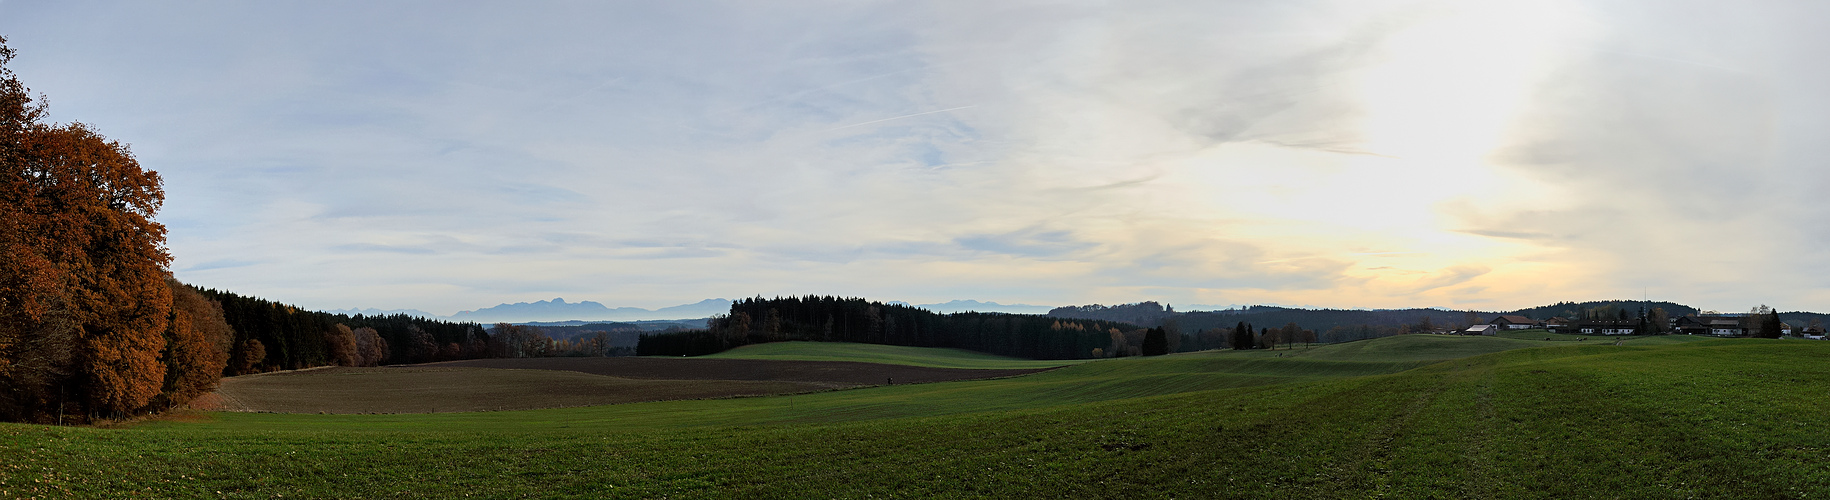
(447, 298, 735, 323)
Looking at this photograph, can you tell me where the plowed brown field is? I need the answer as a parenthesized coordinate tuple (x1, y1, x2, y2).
(197, 358, 1049, 414)
(423, 357, 1049, 385)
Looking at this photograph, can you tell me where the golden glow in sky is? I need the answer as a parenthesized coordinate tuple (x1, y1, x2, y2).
(1120, 1, 1592, 309)
(6, 1, 1822, 314)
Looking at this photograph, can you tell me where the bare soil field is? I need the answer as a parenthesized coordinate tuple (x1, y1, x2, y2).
(197, 358, 1049, 414)
(419, 356, 1051, 385)
(198, 366, 823, 414)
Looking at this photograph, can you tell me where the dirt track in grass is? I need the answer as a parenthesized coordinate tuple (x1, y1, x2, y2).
(196, 358, 1049, 414)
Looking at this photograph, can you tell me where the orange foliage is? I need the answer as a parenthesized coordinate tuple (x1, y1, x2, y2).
(232, 339, 267, 375)
(160, 278, 233, 406)
(0, 38, 235, 421)
(352, 327, 389, 367)
(324, 324, 358, 366)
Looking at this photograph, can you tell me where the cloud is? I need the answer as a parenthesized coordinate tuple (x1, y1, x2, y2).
(955, 228, 1096, 259)
(181, 259, 263, 272)
(1400, 266, 1492, 295)
(5, 1, 1825, 314)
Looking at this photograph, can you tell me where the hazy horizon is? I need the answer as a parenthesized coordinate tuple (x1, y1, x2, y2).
(4, 1, 1825, 315)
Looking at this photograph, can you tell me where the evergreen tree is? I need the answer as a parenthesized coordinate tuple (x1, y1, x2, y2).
(1231, 321, 1253, 350)
(1760, 309, 1783, 339)
(1141, 327, 1168, 356)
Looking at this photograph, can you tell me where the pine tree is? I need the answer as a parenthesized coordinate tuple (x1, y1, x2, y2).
(1760, 309, 1783, 339)
(1141, 327, 1168, 356)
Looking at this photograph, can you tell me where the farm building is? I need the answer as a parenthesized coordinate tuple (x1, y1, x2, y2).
(1674, 316, 1744, 336)
(1489, 315, 1536, 330)
(1557, 320, 1637, 335)
(1464, 324, 1498, 336)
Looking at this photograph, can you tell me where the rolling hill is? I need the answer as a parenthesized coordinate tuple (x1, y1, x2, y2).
(6, 336, 1824, 497)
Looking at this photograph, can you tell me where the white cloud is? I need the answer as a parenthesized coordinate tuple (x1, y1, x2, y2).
(3, 0, 1826, 314)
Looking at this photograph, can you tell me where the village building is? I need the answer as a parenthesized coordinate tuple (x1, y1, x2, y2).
(1554, 320, 1637, 335)
(1674, 315, 1745, 337)
(1489, 315, 1536, 330)
(1464, 324, 1498, 336)
(1581, 321, 1636, 335)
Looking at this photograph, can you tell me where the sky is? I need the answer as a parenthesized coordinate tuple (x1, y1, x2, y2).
(3, 0, 1827, 316)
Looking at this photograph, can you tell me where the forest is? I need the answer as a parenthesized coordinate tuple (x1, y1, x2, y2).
(197, 288, 494, 373)
(638, 296, 1140, 358)
(635, 296, 1326, 359)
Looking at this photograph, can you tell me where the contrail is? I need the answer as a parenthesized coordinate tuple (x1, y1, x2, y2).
(822, 105, 976, 132)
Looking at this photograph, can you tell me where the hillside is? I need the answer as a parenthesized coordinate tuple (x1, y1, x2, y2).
(1295, 334, 1543, 362)
(9, 337, 1825, 497)
(703, 342, 1081, 369)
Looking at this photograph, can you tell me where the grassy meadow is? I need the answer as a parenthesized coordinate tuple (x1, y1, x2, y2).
(703, 341, 1085, 369)
(5, 335, 1829, 498)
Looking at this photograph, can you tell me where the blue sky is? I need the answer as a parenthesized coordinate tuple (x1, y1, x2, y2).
(4, 1, 1828, 315)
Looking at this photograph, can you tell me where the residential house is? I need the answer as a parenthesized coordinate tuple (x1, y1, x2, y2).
(1674, 315, 1744, 337)
(1489, 315, 1536, 330)
(1557, 320, 1637, 335)
(1544, 317, 1568, 330)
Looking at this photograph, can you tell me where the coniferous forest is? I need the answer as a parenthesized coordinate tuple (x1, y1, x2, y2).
(637, 296, 1144, 359)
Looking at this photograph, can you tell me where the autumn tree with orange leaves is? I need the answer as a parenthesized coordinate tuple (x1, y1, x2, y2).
(0, 37, 233, 423)
(159, 278, 234, 407)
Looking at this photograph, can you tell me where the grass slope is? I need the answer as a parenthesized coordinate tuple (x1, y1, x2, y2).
(206, 366, 823, 413)
(5, 337, 1826, 498)
(701, 341, 1081, 369)
(1295, 334, 1543, 362)
(1496, 329, 1720, 346)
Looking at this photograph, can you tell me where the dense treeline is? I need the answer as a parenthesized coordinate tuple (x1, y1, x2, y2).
(1166, 306, 1478, 334)
(1046, 302, 1179, 327)
(0, 39, 236, 423)
(1055, 301, 1711, 341)
(638, 296, 1141, 359)
(1508, 300, 1698, 321)
(636, 296, 1345, 359)
(196, 288, 493, 373)
(523, 323, 643, 356)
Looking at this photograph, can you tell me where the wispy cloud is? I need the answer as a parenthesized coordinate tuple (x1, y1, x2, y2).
(4, 1, 1824, 314)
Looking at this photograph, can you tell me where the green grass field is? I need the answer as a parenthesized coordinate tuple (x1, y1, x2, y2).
(702, 341, 1083, 369)
(5, 336, 1827, 498)
(1495, 329, 1726, 347)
